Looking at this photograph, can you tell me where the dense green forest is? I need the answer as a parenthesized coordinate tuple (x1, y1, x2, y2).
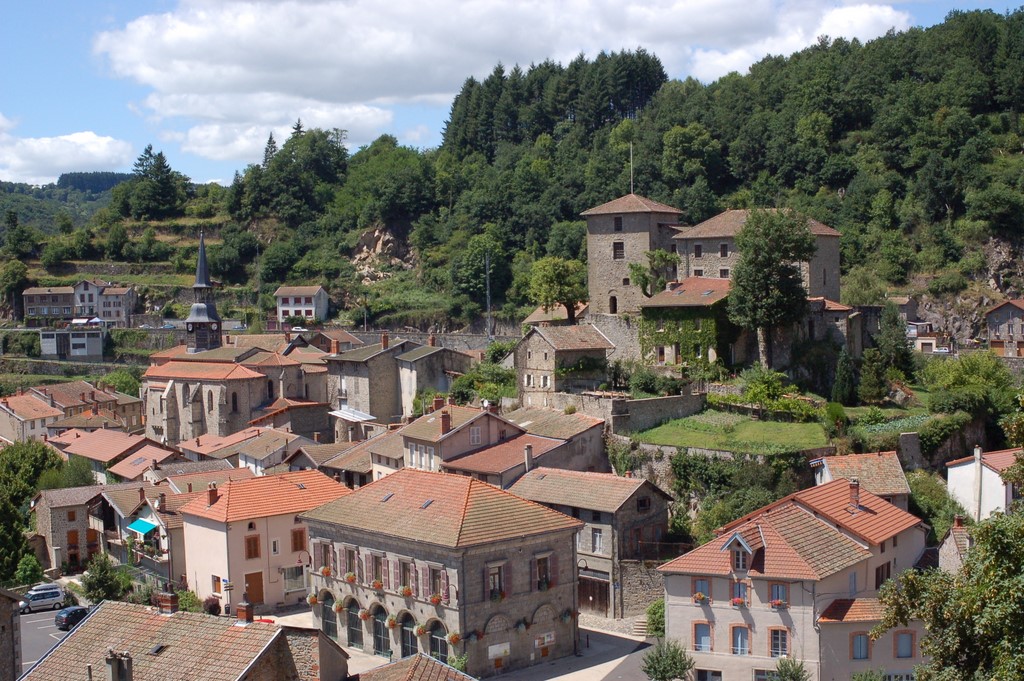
(4, 9, 1024, 329)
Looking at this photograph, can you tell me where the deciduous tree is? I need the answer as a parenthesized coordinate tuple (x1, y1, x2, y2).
(641, 639, 694, 681)
(528, 257, 587, 324)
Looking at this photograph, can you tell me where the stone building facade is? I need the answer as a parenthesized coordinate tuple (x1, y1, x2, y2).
(326, 332, 419, 425)
(514, 325, 613, 407)
(581, 194, 684, 316)
(0, 588, 20, 681)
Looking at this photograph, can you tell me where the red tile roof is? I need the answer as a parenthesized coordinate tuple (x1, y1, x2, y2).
(530, 324, 614, 351)
(178, 427, 266, 455)
(400, 406, 498, 443)
(986, 299, 1024, 316)
(510, 467, 672, 513)
(818, 598, 886, 623)
(61, 429, 148, 463)
(674, 209, 841, 239)
(23, 286, 73, 295)
(144, 361, 265, 381)
(31, 381, 119, 409)
(179, 469, 348, 522)
(580, 193, 682, 216)
(164, 467, 256, 494)
(946, 447, 1020, 473)
(242, 351, 301, 367)
(808, 296, 853, 312)
(274, 285, 326, 296)
(312, 329, 364, 345)
(818, 451, 911, 497)
(107, 445, 182, 480)
(0, 394, 63, 420)
(640, 277, 731, 308)
(302, 468, 582, 548)
(522, 302, 590, 325)
(359, 652, 475, 681)
(443, 435, 565, 476)
(503, 407, 604, 440)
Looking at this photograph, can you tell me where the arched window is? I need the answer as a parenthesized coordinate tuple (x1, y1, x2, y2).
(346, 601, 363, 648)
(320, 592, 337, 640)
(429, 621, 448, 663)
(267, 380, 275, 401)
(372, 607, 391, 658)
(400, 613, 417, 658)
(231, 392, 238, 413)
(207, 390, 213, 413)
(609, 296, 618, 314)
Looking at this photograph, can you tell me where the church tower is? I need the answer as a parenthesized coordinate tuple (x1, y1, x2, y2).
(185, 232, 222, 353)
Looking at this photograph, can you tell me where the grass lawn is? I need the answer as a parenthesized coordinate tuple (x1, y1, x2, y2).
(0, 373, 92, 388)
(844, 384, 931, 420)
(635, 410, 827, 452)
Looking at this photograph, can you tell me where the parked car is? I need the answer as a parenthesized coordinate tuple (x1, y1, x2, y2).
(160, 323, 176, 329)
(291, 326, 308, 332)
(232, 323, 247, 330)
(19, 588, 64, 613)
(25, 582, 62, 597)
(139, 324, 154, 329)
(54, 605, 89, 631)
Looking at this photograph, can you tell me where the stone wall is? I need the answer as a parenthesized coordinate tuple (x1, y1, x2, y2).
(618, 560, 665, 619)
(0, 592, 20, 681)
(543, 392, 704, 435)
(587, 313, 641, 361)
(351, 331, 517, 353)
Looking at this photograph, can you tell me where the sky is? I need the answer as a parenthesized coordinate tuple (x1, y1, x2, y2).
(0, 1, 1018, 186)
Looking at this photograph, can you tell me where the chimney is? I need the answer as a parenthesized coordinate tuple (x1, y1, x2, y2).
(225, 334, 231, 345)
(524, 444, 533, 472)
(151, 458, 159, 471)
(236, 593, 254, 624)
(330, 339, 340, 354)
(157, 492, 166, 512)
(381, 330, 389, 350)
(49, 394, 55, 407)
(80, 392, 86, 403)
(432, 395, 445, 413)
(285, 332, 291, 342)
(849, 478, 860, 511)
(953, 514, 964, 528)
(440, 410, 451, 435)
(138, 487, 145, 503)
(487, 402, 499, 415)
(447, 395, 456, 406)
(196, 436, 200, 446)
(428, 333, 436, 347)
(313, 432, 321, 443)
(187, 482, 193, 493)
(207, 482, 218, 506)
(974, 443, 983, 522)
(92, 401, 99, 415)
(105, 649, 132, 681)
(156, 591, 178, 614)
(90, 390, 96, 402)
(334, 473, 341, 483)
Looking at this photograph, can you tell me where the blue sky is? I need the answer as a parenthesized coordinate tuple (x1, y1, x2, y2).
(1, 1, 1018, 186)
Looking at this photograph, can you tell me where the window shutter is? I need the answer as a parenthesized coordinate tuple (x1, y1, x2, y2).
(441, 569, 450, 604)
(392, 560, 400, 589)
(504, 562, 512, 596)
(383, 558, 391, 589)
(550, 553, 558, 587)
(412, 563, 419, 595)
(364, 553, 372, 584)
(356, 551, 364, 581)
(530, 559, 537, 592)
(483, 567, 488, 601)
(421, 565, 431, 597)
(341, 548, 349, 574)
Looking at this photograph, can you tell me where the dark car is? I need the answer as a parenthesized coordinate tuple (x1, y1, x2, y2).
(54, 606, 89, 631)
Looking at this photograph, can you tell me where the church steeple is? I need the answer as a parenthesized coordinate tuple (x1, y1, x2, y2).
(184, 232, 222, 353)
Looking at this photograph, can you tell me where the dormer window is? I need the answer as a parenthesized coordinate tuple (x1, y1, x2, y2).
(732, 549, 748, 571)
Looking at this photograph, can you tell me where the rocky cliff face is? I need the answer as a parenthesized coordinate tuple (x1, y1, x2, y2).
(351, 224, 413, 284)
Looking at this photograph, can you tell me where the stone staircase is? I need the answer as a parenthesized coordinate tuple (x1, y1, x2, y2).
(632, 615, 648, 637)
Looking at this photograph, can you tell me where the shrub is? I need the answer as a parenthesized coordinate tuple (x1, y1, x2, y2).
(858, 406, 888, 426)
(646, 598, 665, 637)
(176, 590, 203, 613)
(929, 386, 987, 416)
(919, 411, 972, 456)
(629, 368, 658, 396)
(203, 595, 222, 616)
(927, 271, 968, 296)
(823, 402, 848, 438)
(563, 404, 576, 415)
(13, 555, 43, 586)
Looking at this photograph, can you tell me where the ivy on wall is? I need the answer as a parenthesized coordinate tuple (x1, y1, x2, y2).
(637, 304, 737, 365)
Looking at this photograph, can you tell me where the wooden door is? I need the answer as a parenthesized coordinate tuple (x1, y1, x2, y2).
(579, 576, 609, 616)
(244, 571, 264, 604)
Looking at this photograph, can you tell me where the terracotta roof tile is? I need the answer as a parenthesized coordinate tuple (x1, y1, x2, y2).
(302, 468, 582, 548)
(523, 302, 590, 325)
(818, 598, 886, 623)
(322, 441, 375, 475)
(153, 490, 206, 530)
(332, 340, 415, 362)
(35, 482, 142, 509)
(359, 652, 475, 681)
(313, 329, 364, 345)
(580, 193, 683, 216)
(179, 427, 266, 456)
(179, 469, 349, 522)
(0, 394, 64, 420)
(946, 447, 1020, 473)
(640, 278, 731, 308)
(31, 381, 120, 410)
(443, 434, 565, 475)
(674, 209, 841, 239)
(23, 286, 73, 295)
(808, 296, 853, 312)
(274, 285, 326, 296)
(986, 299, 1024, 316)
(293, 442, 359, 467)
(50, 408, 125, 430)
(103, 485, 153, 517)
(530, 324, 614, 351)
(144, 361, 265, 381)
(503, 407, 604, 440)
(242, 350, 302, 367)
(164, 467, 256, 494)
(510, 467, 671, 513)
(400, 406, 496, 443)
(147, 458, 234, 481)
(229, 334, 288, 350)
(61, 429, 149, 463)
(22, 600, 284, 681)
(819, 451, 911, 497)
(107, 445, 182, 480)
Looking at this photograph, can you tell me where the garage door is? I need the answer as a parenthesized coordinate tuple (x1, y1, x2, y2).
(579, 576, 609, 616)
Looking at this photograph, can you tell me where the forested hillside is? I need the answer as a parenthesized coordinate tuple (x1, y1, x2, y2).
(3, 9, 1024, 333)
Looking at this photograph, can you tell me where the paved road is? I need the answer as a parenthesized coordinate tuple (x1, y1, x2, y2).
(20, 611, 68, 673)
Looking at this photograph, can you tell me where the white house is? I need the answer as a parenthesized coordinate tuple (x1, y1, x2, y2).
(274, 285, 329, 323)
(945, 446, 1020, 521)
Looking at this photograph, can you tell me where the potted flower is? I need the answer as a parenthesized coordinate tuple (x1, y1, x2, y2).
(332, 601, 344, 614)
(693, 592, 707, 604)
(343, 572, 357, 583)
(538, 577, 550, 592)
(371, 579, 384, 591)
(770, 599, 788, 609)
(489, 589, 505, 603)
(320, 566, 332, 577)
(429, 593, 443, 605)
(399, 585, 413, 597)
(306, 593, 318, 606)
(358, 608, 371, 621)
(731, 597, 746, 607)
(415, 623, 428, 637)
(447, 632, 461, 646)
(386, 615, 398, 629)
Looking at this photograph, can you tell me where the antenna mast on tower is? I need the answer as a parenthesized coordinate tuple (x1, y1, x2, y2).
(630, 142, 634, 194)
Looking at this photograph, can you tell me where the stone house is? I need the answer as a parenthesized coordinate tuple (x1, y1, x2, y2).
(0, 587, 20, 681)
(326, 332, 421, 426)
(358, 653, 474, 681)
(30, 482, 144, 571)
(19, 597, 350, 681)
(637, 277, 740, 366)
(984, 299, 1024, 356)
(658, 479, 928, 681)
(0, 393, 63, 443)
(301, 468, 582, 678)
(309, 329, 364, 354)
(937, 515, 971, 573)
(275, 285, 330, 323)
(945, 445, 1020, 521)
(395, 341, 475, 418)
(581, 193, 684, 317)
(509, 468, 672, 619)
(180, 470, 349, 614)
(32, 380, 143, 425)
(22, 286, 74, 327)
(502, 406, 607, 467)
(441, 434, 570, 488)
(141, 457, 237, 484)
(514, 325, 614, 408)
(100, 485, 193, 588)
(673, 209, 842, 302)
(811, 451, 911, 511)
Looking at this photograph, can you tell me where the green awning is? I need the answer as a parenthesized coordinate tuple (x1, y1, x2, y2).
(127, 518, 158, 535)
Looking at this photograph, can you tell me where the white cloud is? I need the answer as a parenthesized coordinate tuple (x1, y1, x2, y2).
(89, 0, 912, 165)
(0, 118, 134, 185)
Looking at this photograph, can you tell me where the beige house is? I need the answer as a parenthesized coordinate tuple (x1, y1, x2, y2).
(180, 470, 349, 614)
(937, 515, 971, 573)
(514, 325, 614, 408)
(301, 468, 583, 678)
(811, 451, 911, 510)
(659, 479, 928, 681)
(22, 286, 74, 327)
(395, 342, 475, 419)
(510, 468, 672, 619)
(0, 393, 63, 443)
(275, 285, 330, 323)
(673, 209, 842, 302)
